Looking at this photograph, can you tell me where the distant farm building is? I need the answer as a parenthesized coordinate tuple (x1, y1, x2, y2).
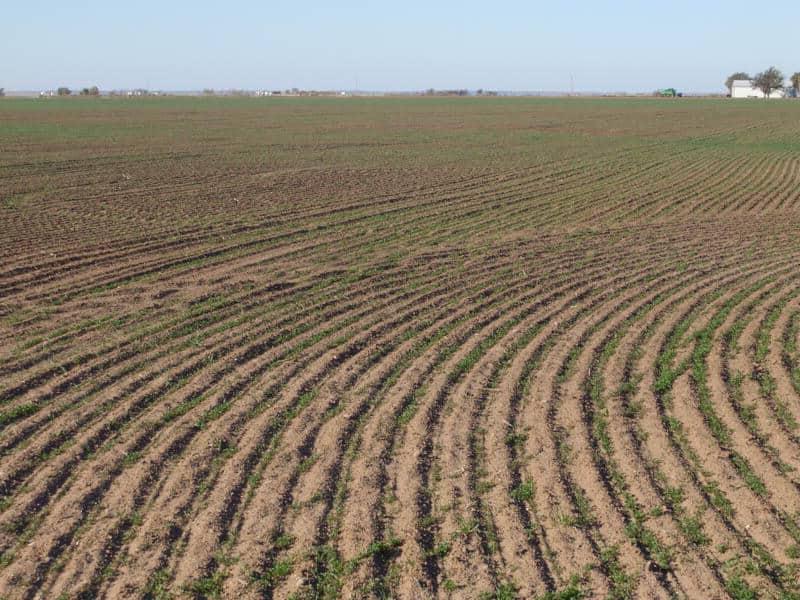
(731, 80, 786, 99)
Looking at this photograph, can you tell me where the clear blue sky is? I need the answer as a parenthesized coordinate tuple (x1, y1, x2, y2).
(4, 0, 799, 92)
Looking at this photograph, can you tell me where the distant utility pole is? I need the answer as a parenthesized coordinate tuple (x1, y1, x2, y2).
(570, 73, 575, 96)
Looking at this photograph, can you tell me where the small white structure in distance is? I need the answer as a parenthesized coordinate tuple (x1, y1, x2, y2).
(731, 80, 786, 99)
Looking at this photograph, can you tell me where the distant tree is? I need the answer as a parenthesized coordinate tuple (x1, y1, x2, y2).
(752, 67, 785, 98)
(0, 88, 5, 98)
(202, 88, 215, 95)
(57, 87, 71, 96)
(792, 72, 800, 95)
(725, 72, 750, 94)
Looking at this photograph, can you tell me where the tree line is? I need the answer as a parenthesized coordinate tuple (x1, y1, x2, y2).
(52, 87, 100, 96)
(726, 67, 800, 97)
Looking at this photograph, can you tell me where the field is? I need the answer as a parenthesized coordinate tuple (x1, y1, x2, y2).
(2, 96, 800, 599)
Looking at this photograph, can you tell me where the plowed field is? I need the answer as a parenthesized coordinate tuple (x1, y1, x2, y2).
(2, 96, 800, 599)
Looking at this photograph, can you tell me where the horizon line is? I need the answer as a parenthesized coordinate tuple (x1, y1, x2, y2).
(3, 88, 731, 96)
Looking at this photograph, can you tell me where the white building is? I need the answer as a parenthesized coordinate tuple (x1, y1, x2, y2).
(731, 80, 786, 99)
